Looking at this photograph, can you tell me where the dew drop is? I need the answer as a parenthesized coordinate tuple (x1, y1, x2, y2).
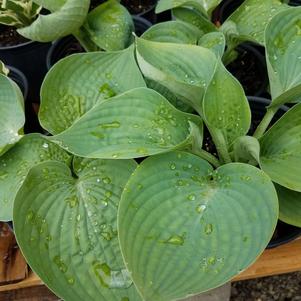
(204, 223, 213, 235)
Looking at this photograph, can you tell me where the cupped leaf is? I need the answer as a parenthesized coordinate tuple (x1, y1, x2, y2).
(79, 0, 134, 51)
(276, 184, 301, 227)
(203, 61, 251, 147)
(39, 45, 145, 135)
(136, 37, 217, 112)
(0, 74, 25, 156)
(17, 0, 90, 42)
(233, 136, 260, 165)
(118, 151, 278, 301)
(260, 103, 301, 192)
(265, 7, 301, 106)
(221, 0, 288, 46)
(198, 32, 225, 58)
(172, 7, 217, 33)
(50, 87, 203, 159)
(0, 134, 71, 221)
(142, 20, 202, 44)
(14, 158, 142, 301)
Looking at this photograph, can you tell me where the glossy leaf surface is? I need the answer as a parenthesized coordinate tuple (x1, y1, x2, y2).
(0, 134, 71, 221)
(0, 74, 25, 156)
(260, 104, 301, 192)
(14, 158, 142, 301)
(50, 88, 202, 159)
(118, 151, 278, 301)
(39, 46, 145, 135)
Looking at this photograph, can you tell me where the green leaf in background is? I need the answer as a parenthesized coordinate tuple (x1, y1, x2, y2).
(142, 20, 202, 44)
(276, 184, 301, 227)
(0, 74, 25, 156)
(203, 61, 251, 147)
(14, 158, 142, 301)
(136, 37, 217, 112)
(118, 151, 278, 301)
(17, 0, 90, 42)
(39, 45, 145, 135)
(172, 7, 217, 33)
(221, 0, 288, 46)
(33, 0, 66, 12)
(233, 136, 260, 165)
(198, 32, 225, 58)
(260, 103, 301, 192)
(80, 0, 134, 51)
(0, 134, 71, 221)
(265, 7, 301, 106)
(50, 88, 202, 159)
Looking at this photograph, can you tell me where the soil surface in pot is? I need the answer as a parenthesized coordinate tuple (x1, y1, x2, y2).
(227, 46, 267, 96)
(0, 26, 28, 47)
(231, 272, 301, 301)
(121, 0, 156, 14)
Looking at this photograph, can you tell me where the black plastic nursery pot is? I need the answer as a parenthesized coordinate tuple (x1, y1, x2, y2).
(7, 66, 28, 101)
(248, 96, 301, 248)
(227, 43, 268, 97)
(121, 0, 157, 23)
(212, 0, 244, 24)
(47, 16, 152, 69)
(0, 26, 51, 103)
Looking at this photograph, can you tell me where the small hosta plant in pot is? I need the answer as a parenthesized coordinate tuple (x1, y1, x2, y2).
(0, 6, 301, 301)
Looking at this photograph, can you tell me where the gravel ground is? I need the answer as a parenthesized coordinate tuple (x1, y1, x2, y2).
(231, 272, 301, 301)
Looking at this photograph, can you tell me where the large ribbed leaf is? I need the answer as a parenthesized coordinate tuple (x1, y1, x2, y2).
(221, 0, 287, 46)
(33, 0, 66, 12)
(265, 7, 301, 106)
(50, 88, 203, 159)
(80, 0, 134, 51)
(14, 158, 142, 301)
(141, 20, 202, 44)
(276, 184, 301, 227)
(18, 0, 90, 42)
(0, 134, 71, 221)
(203, 61, 251, 147)
(198, 32, 225, 58)
(39, 46, 145, 135)
(260, 104, 301, 192)
(118, 151, 278, 301)
(0, 74, 25, 156)
(136, 38, 217, 112)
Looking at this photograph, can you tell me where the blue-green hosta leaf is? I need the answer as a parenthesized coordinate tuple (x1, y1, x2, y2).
(118, 151, 278, 301)
(260, 103, 301, 192)
(33, 0, 66, 12)
(14, 158, 142, 301)
(146, 79, 194, 113)
(265, 7, 301, 106)
(142, 20, 202, 44)
(39, 45, 145, 135)
(0, 74, 24, 156)
(0, 134, 71, 221)
(80, 0, 134, 51)
(172, 7, 217, 33)
(198, 32, 225, 58)
(275, 184, 301, 227)
(18, 0, 90, 42)
(50, 88, 203, 159)
(233, 136, 260, 165)
(203, 61, 251, 147)
(136, 37, 217, 112)
(221, 0, 288, 46)
(156, 0, 222, 15)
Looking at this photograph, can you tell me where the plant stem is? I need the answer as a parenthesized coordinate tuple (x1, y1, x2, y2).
(192, 149, 221, 168)
(209, 129, 232, 164)
(253, 106, 279, 139)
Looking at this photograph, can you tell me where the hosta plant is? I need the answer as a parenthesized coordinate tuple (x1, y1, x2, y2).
(2, 0, 134, 52)
(0, 6, 301, 301)
(0, 0, 41, 27)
